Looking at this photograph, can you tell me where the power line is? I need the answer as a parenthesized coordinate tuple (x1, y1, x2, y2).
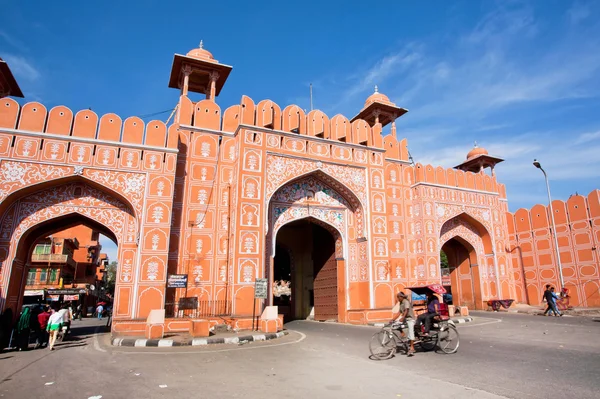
(138, 109, 174, 119)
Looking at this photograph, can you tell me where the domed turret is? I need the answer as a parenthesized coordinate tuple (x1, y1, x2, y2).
(466, 142, 489, 160)
(186, 40, 218, 63)
(364, 86, 394, 107)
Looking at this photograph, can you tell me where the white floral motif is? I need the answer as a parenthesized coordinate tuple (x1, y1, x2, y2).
(124, 175, 144, 194)
(126, 152, 134, 167)
(50, 143, 60, 160)
(374, 198, 383, 212)
(149, 155, 157, 169)
(201, 167, 207, 181)
(1, 162, 29, 183)
(201, 142, 210, 157)
(157, 181, 165, 196)
(244, 236, 254, 253)
(152, 206, 164, 223)
(378, 263, 387, 280)
(243, 265, 254, 282)
(22, 140, 33, 156)
(392, 204, 398, 216)
(373, 175, 381, 188)
(228, 146, 236, 160)
(77, 146, 86, 162)
(395, 241, 400, 253)
(73, 166, 84, 175)
(247, 155, 257, 170)
(102, 149, 110, 165)
(393, 222, 399, 235)
(194, 265, 203, 281)
(245, 182, 256, 198)
(151, 234, 159, 250)
(376, 241, 385, 256)
(436, 205, 445, 218)
(147, 261, 159, 280)
(219, 265, 227, 282)
(395, 264, 402, 278)
(122, 259, 132, 282)
(390, 170, 397, 182)
(198, 189, 208, 204)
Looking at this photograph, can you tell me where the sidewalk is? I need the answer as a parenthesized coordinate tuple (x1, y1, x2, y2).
(507, 303, 600, 317)
(112, 330, 288, 347)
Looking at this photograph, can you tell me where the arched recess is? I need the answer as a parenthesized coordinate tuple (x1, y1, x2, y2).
(439, 213, 496, 310)
(0, 181, 136, 318)
(264, 171, 359, 322)
(273, 217, 342, 322)
(441, 237, 483, 310)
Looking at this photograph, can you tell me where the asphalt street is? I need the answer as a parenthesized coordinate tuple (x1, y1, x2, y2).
(0, 312, 598, 399)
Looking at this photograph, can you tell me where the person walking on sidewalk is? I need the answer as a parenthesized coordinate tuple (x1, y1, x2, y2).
(543, 285, 561, 317)
(36, 306, 51, 348)
(46, 308, 63, 351)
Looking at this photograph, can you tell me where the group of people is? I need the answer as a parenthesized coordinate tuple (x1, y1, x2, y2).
(543, 285, 563, 317)
(14, 303, 72, 351)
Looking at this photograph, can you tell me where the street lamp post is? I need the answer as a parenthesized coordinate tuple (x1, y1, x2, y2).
(533, 159, 564, 289)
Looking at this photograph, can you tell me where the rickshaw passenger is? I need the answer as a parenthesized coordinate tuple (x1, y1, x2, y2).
(416, 292, 439, 335)
(392, 292, 416, 356)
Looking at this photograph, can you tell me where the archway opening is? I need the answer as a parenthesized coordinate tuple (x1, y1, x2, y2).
(6, 213, 117, 314)
(274, 218, 338, 322)
(441, 237, 482, 310)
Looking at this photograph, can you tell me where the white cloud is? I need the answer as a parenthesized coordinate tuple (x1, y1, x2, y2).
(2, 54, 40, 81)
(567, 2, 591, 24)
(575, 130, 600, 145)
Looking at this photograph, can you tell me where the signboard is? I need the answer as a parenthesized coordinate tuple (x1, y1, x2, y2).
(254, 278, 268, 299)
(167, 274, 188, 288)
(46, 288, 87, 295)
(48, 295, 60, 302)
(64, 295, 79, 301)
(24, 290, 45, 297)
(178, 297, 198, 310)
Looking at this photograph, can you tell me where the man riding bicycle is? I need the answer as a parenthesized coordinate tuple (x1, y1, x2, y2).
(391, 292, 415, 357)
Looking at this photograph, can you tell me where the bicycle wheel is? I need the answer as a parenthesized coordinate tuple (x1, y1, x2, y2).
(420, 333, 437, 351)
(438, 324, 459, 354)
(369, 330, 397, 360)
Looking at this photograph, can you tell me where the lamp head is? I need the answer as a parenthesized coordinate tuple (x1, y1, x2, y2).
(533, 159, 542, 169)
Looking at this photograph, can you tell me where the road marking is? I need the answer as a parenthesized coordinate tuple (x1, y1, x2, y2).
(457, 318, 502, 328)
(108, 330, 307, 355)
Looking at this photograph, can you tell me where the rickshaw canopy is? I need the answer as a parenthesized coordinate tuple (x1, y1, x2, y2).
(406, 284, 447, 296)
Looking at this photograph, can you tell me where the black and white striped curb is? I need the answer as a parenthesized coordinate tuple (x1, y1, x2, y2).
(368, 316, 474, 328)
(112, 331, 288, 347)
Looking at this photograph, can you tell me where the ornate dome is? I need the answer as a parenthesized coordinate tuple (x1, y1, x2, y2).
(466, 142, 488, 160)
(364, 86, 394, 107)
(186, 40, 217, 62)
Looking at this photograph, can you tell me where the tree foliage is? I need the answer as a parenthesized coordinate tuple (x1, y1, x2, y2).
(440, 250, 449, 269)
(105, 261, 117, 295)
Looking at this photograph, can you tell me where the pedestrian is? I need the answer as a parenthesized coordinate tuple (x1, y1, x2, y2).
(46, 307, 63, 350)
(36, 306, 51, 348)
(16, 307, 32, 351)
(96, 303, 104, 320)
(29, 305, 42, 349)
(56, 304, 72, 335)
(543, 285, 560, 317)
(391, 292, 416, 357)
(549, 287, 562, 317)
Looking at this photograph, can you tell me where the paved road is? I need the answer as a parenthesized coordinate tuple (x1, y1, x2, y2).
(0, 313, 598, 398)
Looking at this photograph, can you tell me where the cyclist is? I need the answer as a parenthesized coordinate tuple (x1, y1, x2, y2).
(391, 292, 416, 357)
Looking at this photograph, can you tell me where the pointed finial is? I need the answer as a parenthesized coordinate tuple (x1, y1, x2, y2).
(199, 40, 204, 49)
(374, 85, 379, 93)
(474, 141, 478, 148)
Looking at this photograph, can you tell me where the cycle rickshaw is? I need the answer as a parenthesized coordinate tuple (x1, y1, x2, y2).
(369, 284, 460, 359)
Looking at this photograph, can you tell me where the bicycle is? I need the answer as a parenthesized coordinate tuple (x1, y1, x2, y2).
(369, 318, 459, 360)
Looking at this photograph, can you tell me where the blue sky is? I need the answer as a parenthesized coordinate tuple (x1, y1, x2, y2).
(2, 0, 600, 261)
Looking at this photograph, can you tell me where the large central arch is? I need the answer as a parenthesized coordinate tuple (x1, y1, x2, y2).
(265, 170, 364, 322)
